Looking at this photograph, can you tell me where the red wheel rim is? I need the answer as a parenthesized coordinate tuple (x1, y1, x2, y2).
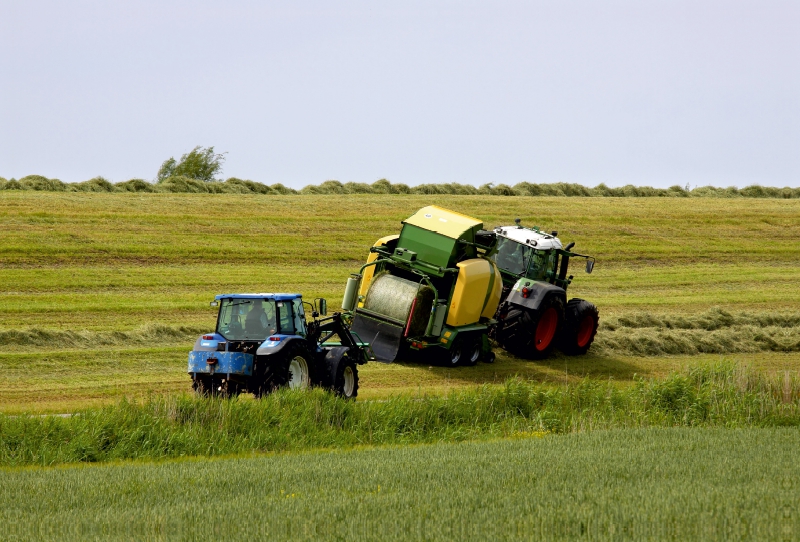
(576, 315, 595, 348)
(534, 308, 558, 351)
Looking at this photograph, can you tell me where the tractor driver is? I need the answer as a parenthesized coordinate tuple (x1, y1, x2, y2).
(245, 299, 276, 337)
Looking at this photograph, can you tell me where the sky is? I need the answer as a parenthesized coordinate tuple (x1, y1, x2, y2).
(1, 0, 798, 189)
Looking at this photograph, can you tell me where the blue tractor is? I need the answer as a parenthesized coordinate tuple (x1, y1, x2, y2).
(188, 293, 371, 398)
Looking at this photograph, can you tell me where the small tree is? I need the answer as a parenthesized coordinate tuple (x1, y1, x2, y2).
(157, 146, 226, 182)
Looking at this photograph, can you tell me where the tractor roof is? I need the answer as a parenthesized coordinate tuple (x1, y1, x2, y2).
(495, 226, 563, 251)
(214, 293, 301, 301)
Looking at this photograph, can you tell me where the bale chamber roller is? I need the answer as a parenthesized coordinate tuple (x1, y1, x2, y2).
(343, 206, 502, 366)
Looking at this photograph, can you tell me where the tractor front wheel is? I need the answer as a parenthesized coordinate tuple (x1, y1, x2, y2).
(559, 299, 600, 355)
(331, 357, 359, 399)
(497, 296, 565, 359)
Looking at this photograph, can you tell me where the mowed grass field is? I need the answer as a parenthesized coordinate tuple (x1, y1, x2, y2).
(1, 192, 800, 412)
(3, 428, 797, 541)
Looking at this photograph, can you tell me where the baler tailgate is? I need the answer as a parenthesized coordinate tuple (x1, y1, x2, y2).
(351, 312, 405, 362)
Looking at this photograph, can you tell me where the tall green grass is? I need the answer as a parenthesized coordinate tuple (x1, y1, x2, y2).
(1, 364, 797, 467)
(2, 175, 799, 197)
(2, 427, 795, 541)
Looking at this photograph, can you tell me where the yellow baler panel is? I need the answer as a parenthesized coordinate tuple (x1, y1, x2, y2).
(446, 259, 495, 327)
(481, 260, 503, 319)
(358, 235, 399, 304)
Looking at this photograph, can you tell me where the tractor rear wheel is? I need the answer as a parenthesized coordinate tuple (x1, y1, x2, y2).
(192, 376, 211, 396)
(497, 296, 565, 359)
(559, 299, 599, 355)
(264, 343, 315, 392)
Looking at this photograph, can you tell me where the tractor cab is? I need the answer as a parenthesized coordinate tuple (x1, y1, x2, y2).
(492, 225, 566, 287)
(213, 294, 306, 342)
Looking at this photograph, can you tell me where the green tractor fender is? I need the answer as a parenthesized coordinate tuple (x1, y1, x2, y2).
(504, 279, 566, 312)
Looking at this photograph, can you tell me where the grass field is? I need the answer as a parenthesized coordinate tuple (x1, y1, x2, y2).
(1, 192, 800, 412)
(2, 191, 799, 538)
(2, 428, 796, 540)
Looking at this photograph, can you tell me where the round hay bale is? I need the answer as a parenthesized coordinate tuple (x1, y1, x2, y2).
(364, 273, 434, 335)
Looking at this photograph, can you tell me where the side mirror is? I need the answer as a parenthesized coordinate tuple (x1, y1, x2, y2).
(210, 301, 219, 307)
(319, 298, 328, 316)
(585, 260, 594, 274)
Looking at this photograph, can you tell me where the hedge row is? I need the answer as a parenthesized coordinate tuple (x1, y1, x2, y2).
(1, 175, 799, 198)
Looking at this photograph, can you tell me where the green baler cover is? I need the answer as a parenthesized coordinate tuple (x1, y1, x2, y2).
(397, 206, 483, 269)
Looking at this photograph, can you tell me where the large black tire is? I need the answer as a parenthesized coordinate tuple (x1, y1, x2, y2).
(329, 356, 359, 399)
(193, 375, 238, 398)
(192, 376, 211, 396)
(496, 295, 565, 359)
(461, 335, 482, 367)
(559, 299, 599, 355)
(257, 343, 315, 396)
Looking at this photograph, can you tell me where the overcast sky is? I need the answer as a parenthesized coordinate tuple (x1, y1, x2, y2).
(1, 0, 798, 188)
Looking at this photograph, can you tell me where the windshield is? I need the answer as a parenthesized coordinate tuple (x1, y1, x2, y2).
(493, 237, 533, 276)
(216, 298, 278, 341)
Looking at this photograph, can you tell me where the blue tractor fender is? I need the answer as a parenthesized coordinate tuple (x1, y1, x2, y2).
(505, 279, 566, 312)
(255, 334, 308, 357)
(192, 333, 226, 352)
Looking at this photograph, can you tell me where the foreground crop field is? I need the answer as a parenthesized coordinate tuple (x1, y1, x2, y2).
(2, 428, 796, 541)
(1, 192, 800, 411)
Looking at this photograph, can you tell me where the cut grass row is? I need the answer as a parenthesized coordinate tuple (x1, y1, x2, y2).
(2, 428, 797, 540)
(2, 364, 798, 467)
(3, 263, 800, 333)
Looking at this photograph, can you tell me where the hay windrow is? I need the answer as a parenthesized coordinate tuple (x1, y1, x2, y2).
(3, 308, 799, 355)
(595, 308, 800, 356)
(0, 324, 204, 349)
(2, 177, 800, 197)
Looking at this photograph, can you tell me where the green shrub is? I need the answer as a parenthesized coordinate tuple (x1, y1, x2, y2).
(157, 146, 226, 183)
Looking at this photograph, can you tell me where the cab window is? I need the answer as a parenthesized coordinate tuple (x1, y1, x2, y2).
(277, 301, 295, 335)
(292, 298, 307, 337)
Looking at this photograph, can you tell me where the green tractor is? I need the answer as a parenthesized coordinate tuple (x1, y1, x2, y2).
(489, 219, 599, 359)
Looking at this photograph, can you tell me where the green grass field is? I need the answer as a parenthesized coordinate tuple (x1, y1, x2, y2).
(2, 192, 799, 538)
(2, 428, 796, 540)
(1, 192, 799, 411)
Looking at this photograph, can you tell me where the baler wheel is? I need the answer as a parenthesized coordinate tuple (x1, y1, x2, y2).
(559, 299, 600, 355)
(463, 337, 481, 366)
